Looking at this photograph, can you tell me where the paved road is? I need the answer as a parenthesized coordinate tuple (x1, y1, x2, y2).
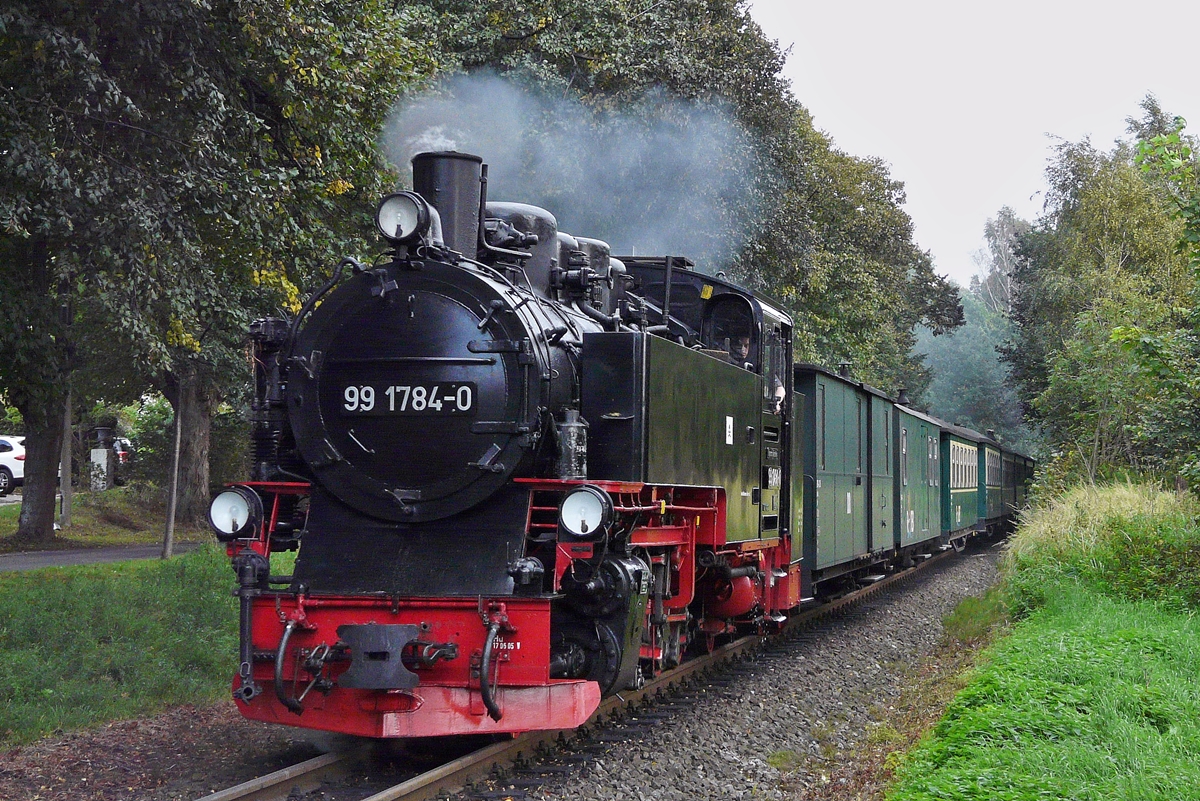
(0, 542, 204, 572)
(1, 491, 208, 572)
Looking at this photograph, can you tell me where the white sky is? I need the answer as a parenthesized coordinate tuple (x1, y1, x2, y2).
(747, 0, 1200, 287)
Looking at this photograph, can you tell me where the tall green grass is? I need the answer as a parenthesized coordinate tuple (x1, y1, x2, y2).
(891, 590, 1200, 799)
(888, 482, 1200, 800)
(0, 544, 239, 745)
(1004, 482, 1200, 614)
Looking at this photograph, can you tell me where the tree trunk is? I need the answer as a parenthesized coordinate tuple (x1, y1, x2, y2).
(164, 367, 215, 523)
(15, 400, 67, 545)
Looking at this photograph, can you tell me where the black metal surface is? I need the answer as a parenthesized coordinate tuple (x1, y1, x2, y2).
(555, 554, 651, 694)
(580, 332, 646, 480)
(412, 152, 483, 257)
(291, 486, 528, 596)
(485, 202, 560, 295)
(287, 262, 540, 523)
(336, 624, 422, 689)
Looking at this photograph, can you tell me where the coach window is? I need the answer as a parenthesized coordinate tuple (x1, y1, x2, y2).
(900, 428, 908, 485)
(932, 438, 938, 486)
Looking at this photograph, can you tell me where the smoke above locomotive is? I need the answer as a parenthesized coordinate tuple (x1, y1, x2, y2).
(381, 74, 757, 274)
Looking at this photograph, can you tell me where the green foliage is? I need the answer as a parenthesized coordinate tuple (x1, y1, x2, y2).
(942, 587, 1006, 645)
(889, 590, 1200, 800)
(1003, 482, 1200, 616)
(1004, 98, 1194, 485)
(122, 394, 248, 487)
(1, 407, 21, 433)
(784, 114, 963, 393)
(1102, 115, 1200, 487)
(917, 289, 1036, 453)
(1, 0, 438, 532)
(0, 546, 238, 745)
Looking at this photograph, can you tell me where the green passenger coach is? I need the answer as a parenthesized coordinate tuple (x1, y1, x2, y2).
(941, 425, 981, 537)
(894, 404, 941, 549)
(794, 365, 894, 580)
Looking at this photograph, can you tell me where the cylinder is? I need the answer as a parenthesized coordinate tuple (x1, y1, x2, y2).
(412, 152, 483, 257)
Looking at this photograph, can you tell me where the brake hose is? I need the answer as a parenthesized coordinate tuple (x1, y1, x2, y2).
(275, 620, 304, 715)
(480, 621, 503, 721)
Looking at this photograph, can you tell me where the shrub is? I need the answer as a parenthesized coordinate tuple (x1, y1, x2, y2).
(1003, 481, 1200, 615)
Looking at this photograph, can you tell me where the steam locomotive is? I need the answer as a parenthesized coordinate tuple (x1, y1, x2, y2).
(210, 151, 1034, 738)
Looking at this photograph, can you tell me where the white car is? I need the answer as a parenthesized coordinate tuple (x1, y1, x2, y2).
(0, 436, 24, 496)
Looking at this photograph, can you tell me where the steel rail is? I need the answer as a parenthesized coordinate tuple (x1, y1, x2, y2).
(196, 547, 958, 801)
(193, 751, 355, 801)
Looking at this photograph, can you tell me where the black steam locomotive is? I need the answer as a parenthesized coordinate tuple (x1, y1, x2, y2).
(210, 151, 1032, 738)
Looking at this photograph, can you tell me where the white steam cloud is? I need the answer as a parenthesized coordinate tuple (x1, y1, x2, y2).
(381, 74, 755, 273)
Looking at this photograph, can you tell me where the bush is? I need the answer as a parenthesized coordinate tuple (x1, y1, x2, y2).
(1003, 481, 1200, 615)
(124, 394, 248, 487)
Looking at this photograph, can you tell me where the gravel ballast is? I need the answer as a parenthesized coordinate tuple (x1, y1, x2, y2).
(505, 547, 1002, 801)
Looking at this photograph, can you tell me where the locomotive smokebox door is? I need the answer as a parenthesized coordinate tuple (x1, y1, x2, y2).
(287, 262, 540, 524)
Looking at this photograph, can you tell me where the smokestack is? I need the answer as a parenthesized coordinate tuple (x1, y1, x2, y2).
(412, 151, 482, 257)
(837, 361, 852, 379)
(897, 388, 910, 405)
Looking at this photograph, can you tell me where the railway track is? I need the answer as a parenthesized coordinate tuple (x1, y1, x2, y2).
(196, 547, 958, 801)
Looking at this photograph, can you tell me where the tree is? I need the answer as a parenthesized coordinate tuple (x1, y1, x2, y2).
(403, 0, 962, 392)
(0, 0, 434, 539)
(1111, 111, 1200, 486)
(1003, 134, 1187, 417)
(970, 206, 1030, 315)
(1002, 97, 1193, 484)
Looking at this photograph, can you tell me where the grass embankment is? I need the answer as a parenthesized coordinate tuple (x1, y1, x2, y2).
(0, 545, 248, 746)
(889, 484, 1200, 799)
(0, 485, 208, 552)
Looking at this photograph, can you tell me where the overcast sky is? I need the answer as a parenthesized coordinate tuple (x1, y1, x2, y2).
(746, 0, 1200, 287)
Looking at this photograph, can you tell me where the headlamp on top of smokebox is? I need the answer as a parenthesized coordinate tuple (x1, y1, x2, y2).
(558, 485, 614, 541)
(208, 485, 264, 542)
(375, 192, 431, 244)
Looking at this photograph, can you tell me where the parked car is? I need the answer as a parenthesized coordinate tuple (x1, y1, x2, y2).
(0, 436, 25, 496)
(112, 437, 133, 463)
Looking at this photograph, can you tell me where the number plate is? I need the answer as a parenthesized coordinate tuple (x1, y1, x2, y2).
(340, 383, 477, 416)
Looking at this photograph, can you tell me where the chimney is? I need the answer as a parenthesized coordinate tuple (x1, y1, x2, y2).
(411, 151, 483, 256)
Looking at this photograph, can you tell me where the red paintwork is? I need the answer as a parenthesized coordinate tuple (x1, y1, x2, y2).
(236, 593, 600, 735)
(225, 476, 807, 738)
(705, 575, 757, 618)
